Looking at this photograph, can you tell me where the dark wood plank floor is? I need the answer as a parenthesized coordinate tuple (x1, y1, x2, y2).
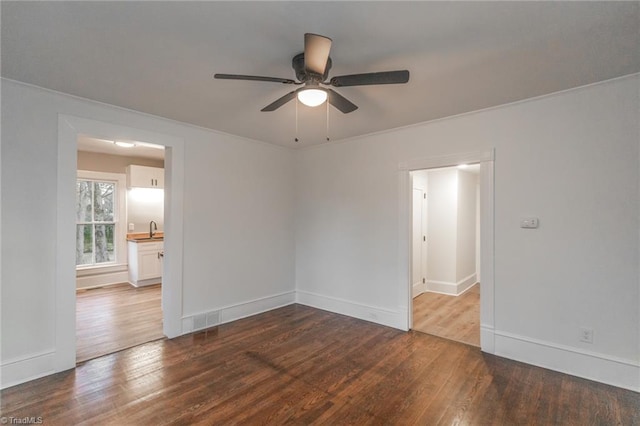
(3, 304, 638, 425)
(76, 283, 164, 362)
(413, 284, 480, 347)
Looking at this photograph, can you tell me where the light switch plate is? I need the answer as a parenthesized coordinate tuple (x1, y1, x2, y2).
(128, 223, 135, 231)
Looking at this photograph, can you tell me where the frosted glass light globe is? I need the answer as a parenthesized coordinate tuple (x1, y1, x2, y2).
(297, 89, 327, 107)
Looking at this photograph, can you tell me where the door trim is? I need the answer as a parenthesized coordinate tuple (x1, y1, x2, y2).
(411, 185, 427, 297)
(399, 150, 495, 353)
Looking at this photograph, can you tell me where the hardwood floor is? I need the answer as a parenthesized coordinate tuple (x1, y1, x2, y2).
(3, 304, 638, 425)
(413, 284, 480, 347)
(76, 283, 164, 363)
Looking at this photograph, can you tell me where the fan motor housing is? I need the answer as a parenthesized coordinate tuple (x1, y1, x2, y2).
(292, 53, 332, 83)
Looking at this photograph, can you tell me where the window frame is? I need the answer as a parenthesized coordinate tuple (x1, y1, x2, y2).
(76, 170, 127, 270)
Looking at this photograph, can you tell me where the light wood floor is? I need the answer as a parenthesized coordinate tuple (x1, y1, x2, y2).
(76, 283, 164, 363)
(413, 284, 480, 347)
(3, 304, 638, 425)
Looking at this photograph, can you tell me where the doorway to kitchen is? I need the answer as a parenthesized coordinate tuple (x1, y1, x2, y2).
(75, 135, 166, 362)
(57, 115, 184, 373)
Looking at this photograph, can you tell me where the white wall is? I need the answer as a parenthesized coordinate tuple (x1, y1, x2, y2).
(455, 170, 477, 283)
(294, 75, 640, 390)
(424, 168, 477, 294)
(426, 168, 458, 284)
(127, 189, 164, 232)
(1, 79, 296, 387)
(476, 181, 481, 282)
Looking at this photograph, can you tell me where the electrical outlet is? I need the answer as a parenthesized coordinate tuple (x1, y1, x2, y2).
(520, 217, 539, 229)
(579, 327, 594, 343)
(128, 223, 135, 231)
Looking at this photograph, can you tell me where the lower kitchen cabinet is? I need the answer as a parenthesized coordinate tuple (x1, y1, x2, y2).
(128, 240, 163, 287)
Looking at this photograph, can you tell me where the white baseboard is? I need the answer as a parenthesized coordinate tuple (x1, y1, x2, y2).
(456, 274, 477, 294)
(129, 277, 161, 287)
(494, 330, 640, 392)
(412, 282, 426, 298)
(1, 350, 56, 389)
(426, 273, 477, 296)
(76, 271, 128, 289)
(181, 291, 296, 334)
(480, 324, 495, 353)
(296, 290, 408, 330)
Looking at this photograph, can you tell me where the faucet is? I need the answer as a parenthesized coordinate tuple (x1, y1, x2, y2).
(149, 220, 158, 239)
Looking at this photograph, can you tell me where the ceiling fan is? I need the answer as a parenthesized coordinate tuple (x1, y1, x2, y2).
(214, 33, 409, 114)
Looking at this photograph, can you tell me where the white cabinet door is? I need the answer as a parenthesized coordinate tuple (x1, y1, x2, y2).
(127, 165, 164, 189)
(139, 250, 161, 280)
(128, 241, 163, 286)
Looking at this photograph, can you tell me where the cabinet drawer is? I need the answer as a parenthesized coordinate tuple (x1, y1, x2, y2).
(136, 242, 163, 251)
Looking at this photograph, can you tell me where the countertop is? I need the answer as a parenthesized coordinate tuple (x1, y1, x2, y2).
(126, 232, 164, 242)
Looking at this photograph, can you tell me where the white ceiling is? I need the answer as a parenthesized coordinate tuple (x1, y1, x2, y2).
(2, 2, 638, 148)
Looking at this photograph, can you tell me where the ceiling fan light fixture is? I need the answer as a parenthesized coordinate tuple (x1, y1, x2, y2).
(215, 33, 408, 115)
(297, 88, 327, 107)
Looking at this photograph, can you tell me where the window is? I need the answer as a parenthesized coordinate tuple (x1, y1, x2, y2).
(76, 171, 127, 269)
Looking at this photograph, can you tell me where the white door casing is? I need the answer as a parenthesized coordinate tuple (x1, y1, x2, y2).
(399, 150, 495, 353)
(412, 188, 427, 297)
(57, 115, 185, 374)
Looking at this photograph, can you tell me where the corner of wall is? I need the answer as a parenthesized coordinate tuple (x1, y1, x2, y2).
(295, 290, 409, 331)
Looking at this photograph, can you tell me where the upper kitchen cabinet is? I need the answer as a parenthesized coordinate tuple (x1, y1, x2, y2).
(126, 165, 164, 189)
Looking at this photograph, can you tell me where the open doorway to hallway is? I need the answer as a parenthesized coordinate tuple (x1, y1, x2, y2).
(410, 164, 480, 347)
(75, 136, 166, 362)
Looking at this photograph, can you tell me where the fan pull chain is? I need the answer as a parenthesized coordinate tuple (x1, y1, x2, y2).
(326, 99, 330, 142)
(294, 98, 300, 143)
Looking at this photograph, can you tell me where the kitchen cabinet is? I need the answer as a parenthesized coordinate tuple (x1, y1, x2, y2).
(128, 240, 163, 287)
(126, 165, 164, 189)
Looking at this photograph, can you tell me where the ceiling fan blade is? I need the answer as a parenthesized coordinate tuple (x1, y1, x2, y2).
(327, 89, 358, 114)
(304, 33, 332, 76)
(261, 90, 298, 112)
(214, 74, 297, 84)
(329, 70, 410, 87)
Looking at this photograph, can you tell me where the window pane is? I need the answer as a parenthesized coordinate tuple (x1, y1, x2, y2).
(94, 224, 115, 263)
(76, 181, 93, 222)
(76, 224, 93, 265)
(93, 182, 115, 222)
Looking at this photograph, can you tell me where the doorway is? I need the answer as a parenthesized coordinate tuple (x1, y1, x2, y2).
(56, 115, 185, 373)
(402, 151, 494, 353)
(75, 136, 166, 362)
(410, 165, 480, 346)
